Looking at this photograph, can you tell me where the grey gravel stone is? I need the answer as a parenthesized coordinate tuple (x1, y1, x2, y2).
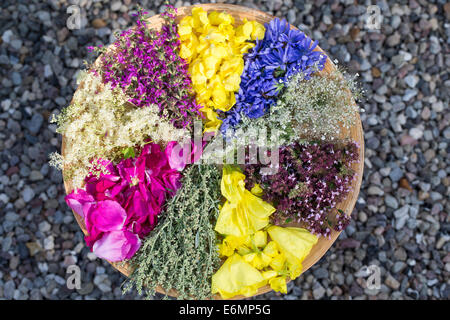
(21, 187, 35, 203)
(385, 195, 399, 209)
(389, 167, 403, 182)
(312, 283, 326, 299)
(4, 280, 16, 299)
(385, 275, 400, 290)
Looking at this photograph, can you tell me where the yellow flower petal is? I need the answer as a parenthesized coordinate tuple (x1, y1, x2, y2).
(261, 270, 278, 280)
(250, 183, 263, 197)
(201, 107, 222, 133)
(208, 11, 234, 26)
(262, 241, 279, 257)
(242, 21, 253, 38)
(211, 254, 266, 299)
(192, 7, 209, 28)
(236, 246, 251, 256)
(178, 24, 192, 38)
(267, 225, 318, 279)
(215, 191, 275, 237)
(251, 22, 266, 40)
(242, 252, 271, 270)
(269, 252, 286, 272)
(220, 166, 245, 201)
(215, 167, 275, 237)
(218, 235, 247, 257)
(223, 73, 241, 92)
(253, 230, 267, 248)
(269, 276, 288, 294)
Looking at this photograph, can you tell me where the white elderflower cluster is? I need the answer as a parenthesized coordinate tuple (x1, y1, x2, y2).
(50, 71, 188, 188)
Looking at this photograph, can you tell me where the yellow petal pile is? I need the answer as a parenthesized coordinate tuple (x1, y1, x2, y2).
(215, 166, 275, 237)
(178, 7, 265, 132)
(211, 253, 266, 299)
(212, 166, 318, 299)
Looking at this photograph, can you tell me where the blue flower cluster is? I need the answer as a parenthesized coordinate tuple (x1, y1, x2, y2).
(219, 18, 327, 135)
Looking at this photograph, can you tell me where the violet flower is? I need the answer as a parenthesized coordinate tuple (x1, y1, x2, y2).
(244, 141, 359, 238)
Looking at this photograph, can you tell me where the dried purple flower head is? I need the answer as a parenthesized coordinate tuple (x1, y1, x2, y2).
(244, 140, 359, 238)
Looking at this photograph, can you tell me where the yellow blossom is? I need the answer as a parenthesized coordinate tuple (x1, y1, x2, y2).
(243, 251, 272, 269)
(219, 235, 251, 257)
(211, 166, 319, 298)
(262, 241, 279, 258)
(250, 183, 264, 197)
(253, 230, 267, 248)
(269, 252, 286, 272)
(261, 270, 278, 280)
(215, 166, 275, 237)
(211, 254, 266, 299)
(178, 7, 265, 132)
(267, 225, 318, 277)
(269, 276, 288, 294)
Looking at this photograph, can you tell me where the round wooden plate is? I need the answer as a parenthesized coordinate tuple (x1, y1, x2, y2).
(62, 3, 365, 300)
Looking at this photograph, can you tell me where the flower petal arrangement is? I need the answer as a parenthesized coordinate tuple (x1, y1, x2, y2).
(52, 4, 363, 300)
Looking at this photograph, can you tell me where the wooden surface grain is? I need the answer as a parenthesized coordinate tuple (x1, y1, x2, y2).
(62, 3, 365, 300)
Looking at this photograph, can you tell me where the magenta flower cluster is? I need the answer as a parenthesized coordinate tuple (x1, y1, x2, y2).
(244, 141, 359, 238)
(96, 6, 203, 129)
(64, 141, 196, 262)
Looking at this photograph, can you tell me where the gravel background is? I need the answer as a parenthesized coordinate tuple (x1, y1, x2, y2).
(0, 0, 448, 300)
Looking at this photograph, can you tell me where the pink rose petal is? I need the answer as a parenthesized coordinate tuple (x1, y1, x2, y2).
(65, 189, 95, 219)
(92, 230, 141, 262)
(86, 200, 126, 233)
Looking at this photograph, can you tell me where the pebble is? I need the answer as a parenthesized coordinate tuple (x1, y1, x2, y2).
(385, 195, 399, 209)
(43, 236, 54, 251)
(4, 280, 16, 299)
(368, 186, 384, 196)
(403, 89, 418, 101)
(385, 275, 400, 290)
(29, 113, 44, 135)
(389, 167, 403, 182)
(111, 1, 122, 11)
(386, 33, 401, 47)
(392, 262, 407, 274)
(38, 221, 51, 233)
(312, 283, 326, 299)
(21, 187, 35, 203)
(29, 170, 44, 181)
(404, 75, 419, 88)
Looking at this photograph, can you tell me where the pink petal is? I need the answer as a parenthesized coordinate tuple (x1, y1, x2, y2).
(85, 225, 103, 248)
(161, 169, 182, 196)
(165, 141, 189, 171)
(86, 200, 126, 233)
(143, 143, 168, 175)
(92, 230, 141, 262)
(65, 189, 95, 218)
(148, 177, 166, 207)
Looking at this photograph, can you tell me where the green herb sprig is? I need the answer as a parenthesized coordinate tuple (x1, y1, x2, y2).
(123, 164, 222, 300)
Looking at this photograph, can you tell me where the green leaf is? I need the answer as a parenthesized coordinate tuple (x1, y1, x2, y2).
(122, 147, 135, 159)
